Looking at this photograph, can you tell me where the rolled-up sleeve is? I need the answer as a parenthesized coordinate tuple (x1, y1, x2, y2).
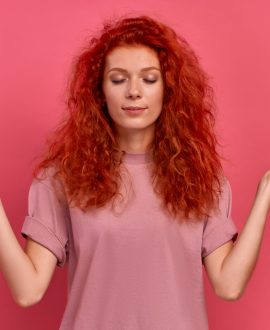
(201, 178, 238, 259)
(21, 170, 69, 268)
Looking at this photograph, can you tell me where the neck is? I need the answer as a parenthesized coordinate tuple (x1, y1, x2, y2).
(116, 126, 155, 154)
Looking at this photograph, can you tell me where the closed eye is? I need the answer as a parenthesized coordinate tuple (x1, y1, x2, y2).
(111, 79, 157, 84)
(144, 79, 157, 84)
(111, 79, 125, 84)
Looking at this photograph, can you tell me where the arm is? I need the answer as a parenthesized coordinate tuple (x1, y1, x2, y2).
(0, 199, 57, 307)
(203, 171, 270, 300)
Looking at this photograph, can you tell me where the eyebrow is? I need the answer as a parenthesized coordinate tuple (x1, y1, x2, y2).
(106, 66, 161, 74)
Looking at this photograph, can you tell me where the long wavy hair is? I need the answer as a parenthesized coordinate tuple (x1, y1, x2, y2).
(33, 14, 225, 223)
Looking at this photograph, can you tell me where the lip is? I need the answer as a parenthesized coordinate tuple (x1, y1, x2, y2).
(122, 106, 147, 115)
(122, 106, 147, 110)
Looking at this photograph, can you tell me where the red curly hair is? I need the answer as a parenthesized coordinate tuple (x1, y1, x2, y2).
(33, 14, 225, 223)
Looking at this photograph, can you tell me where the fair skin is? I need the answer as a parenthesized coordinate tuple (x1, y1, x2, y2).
(203, 175, 270, 299)
(0, 45, 269, 308)
(102, 45, 164, 153)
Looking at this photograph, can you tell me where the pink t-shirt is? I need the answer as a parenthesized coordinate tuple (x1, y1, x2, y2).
(21, 152, 238, 330)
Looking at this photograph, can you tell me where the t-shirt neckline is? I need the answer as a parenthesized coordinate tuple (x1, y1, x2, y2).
(122, 152, 153, 164)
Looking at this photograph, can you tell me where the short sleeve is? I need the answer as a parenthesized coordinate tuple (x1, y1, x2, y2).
(201, 178, 238, 259)
(21, 169, 69, 268)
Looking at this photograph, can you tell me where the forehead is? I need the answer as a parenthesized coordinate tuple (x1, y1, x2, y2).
(104, 45, 160, 69)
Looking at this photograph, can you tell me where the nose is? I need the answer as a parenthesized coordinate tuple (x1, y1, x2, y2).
(125, 78, 142, 99)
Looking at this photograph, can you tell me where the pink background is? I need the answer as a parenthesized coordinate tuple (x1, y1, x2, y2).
(0, 0, 270, 329)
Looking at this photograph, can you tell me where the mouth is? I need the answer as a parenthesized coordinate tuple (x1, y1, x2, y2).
(122, 106, 147, 115)
(122, 106, 147, 110)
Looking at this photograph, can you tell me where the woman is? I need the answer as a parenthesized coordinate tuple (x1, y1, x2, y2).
(0, 14, 270, 330)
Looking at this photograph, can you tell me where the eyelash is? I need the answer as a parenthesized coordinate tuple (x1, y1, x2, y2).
(111, 79, 157, 84)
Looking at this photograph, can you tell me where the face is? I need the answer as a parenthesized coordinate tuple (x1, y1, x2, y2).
(102, 45, 164, 142)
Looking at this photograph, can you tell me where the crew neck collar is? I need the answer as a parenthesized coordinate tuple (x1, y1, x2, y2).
(121, 151, 153, 164)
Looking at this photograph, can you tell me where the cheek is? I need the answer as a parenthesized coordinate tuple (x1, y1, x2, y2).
(105, 95, 123, 119)
(106, 97, 121, 112)
(150, 86, 164, 107)
(104, 87, 122, 107)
